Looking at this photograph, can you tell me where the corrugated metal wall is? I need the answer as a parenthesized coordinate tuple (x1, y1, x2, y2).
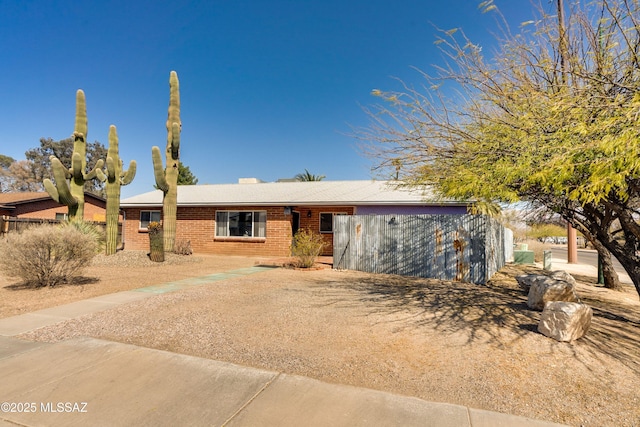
(333, 214, 509, 284)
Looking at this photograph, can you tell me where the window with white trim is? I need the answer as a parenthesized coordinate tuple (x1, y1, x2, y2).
(139, 210, 161, 229)
(320, 212, 346, 233)
(55, 213, 68, 221)
(216, 211, 266, 238)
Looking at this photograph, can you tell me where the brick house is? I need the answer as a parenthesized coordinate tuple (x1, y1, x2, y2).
(120, 179, 469, 257)
(0, 192, 107, 221)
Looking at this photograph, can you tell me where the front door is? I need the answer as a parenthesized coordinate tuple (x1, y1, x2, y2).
(291, 211, 300, 237)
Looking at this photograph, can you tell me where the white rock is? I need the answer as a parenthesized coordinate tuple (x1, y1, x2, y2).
(550, 270, 577, 287)
(538, 302, 592, 342)
(527, 277, 578, 310)
(516, 274, 547, 292)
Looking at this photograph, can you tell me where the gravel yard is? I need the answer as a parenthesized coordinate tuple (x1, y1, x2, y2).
(2, 251, 640, 426)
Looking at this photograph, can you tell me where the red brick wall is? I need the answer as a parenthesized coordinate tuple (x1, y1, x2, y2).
(11, 198, 106, 221)
(122, 205, 354, 257)
(297, 207, 354, 256)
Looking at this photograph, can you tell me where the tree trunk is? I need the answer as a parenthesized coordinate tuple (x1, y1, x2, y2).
(591, 239, 622, 290)
(608, 248, 640, 298)
(564, 213, 633, 294)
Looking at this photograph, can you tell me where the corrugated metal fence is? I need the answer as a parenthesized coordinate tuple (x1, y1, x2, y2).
(333, 214, 510, 284)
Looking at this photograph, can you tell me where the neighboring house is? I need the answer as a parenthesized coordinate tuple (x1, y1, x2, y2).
(121, 179, 468, 257)
(0, 192, 107, 221)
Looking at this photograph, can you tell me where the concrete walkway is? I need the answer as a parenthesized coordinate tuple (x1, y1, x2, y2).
(0, 267, 568, 427)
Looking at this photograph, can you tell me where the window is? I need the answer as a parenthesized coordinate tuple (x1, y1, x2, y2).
(320, 212, 346, 233)
(140, 210, 161, 229)
(216, 211, 266, 238)
(55, 213, 68, 221)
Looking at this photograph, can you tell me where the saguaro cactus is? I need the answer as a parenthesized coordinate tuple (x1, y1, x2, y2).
(152, 71, 181, 251)
(104, 125, 136, 255)
(148, 221, 165, 262)
(44, 90, 105, 220)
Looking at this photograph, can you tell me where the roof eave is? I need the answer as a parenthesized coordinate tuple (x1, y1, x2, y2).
(121, 201, 469, 208)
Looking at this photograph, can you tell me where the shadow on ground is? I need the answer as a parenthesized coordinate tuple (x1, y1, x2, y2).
(4, 276, 100, 290)
(314, 264, 640, 372)
(313, 264, 540, 347)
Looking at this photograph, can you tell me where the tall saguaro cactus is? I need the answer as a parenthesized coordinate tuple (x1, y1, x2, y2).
(105, 125, 136, 255)
(44, 90, 105, 220)
(152, 71, 181, 251)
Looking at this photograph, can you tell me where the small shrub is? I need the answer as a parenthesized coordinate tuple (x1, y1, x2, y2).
(0, 225, 98, 287)
(290, 229, 325, 268)
(60, 220, 105, 253)
(173, 239, 193, 255)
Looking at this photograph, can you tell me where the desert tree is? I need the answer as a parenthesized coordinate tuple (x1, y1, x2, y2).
(358, 0, 640, 294)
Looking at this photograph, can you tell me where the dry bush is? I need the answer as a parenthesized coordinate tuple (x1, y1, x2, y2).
(173, 239, 193, 255)
(290, 228, 325, 268)
(0, 225, 98, 287)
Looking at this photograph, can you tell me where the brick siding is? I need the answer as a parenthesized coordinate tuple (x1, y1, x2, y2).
(9, 198, 106, 221)
(123, 205, 354, 256)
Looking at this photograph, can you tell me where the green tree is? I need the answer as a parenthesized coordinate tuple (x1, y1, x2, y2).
(153, 162, 197, 189)
(295, 169, 325, 181)
(529, 223, 567, 243)
(360, 0, 640, 295)
(0, 155, 15, 192)
(25, 137, 107, 195)
(177, 163, 198, 185)
(0, 154, 14, 169)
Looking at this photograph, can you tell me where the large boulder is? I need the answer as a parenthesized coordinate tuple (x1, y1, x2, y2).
(527, 274, 579, 310)
(550, 270, 577, 287)
(516, 274, 547, 292)
(538, 302, 593, 342)
(516, 271, 577, 293)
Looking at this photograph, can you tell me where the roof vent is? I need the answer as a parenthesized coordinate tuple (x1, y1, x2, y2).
(238, 178, 265, 184)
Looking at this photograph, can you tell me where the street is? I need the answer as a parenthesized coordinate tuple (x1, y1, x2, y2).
(550, 245, 628, 278)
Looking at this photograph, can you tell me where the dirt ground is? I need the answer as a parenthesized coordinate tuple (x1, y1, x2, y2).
(2, 251, 639, 426)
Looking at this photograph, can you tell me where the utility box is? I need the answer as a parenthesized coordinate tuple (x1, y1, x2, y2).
(514, 250, 535, 264)
(543, 250, 552, 270)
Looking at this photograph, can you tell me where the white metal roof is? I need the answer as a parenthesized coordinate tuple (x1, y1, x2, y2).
(120, 180, 465, 207)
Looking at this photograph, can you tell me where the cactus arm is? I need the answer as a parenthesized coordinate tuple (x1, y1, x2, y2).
(167, 71, 181, 161)
(45, 157, 78, 207)
(121, 160, 136, 185)
(71, 151, 84, 181)
(152, 146, 169, 191)
(74, 90, 88, 137)
(106, 157, 116, 181)
(83, 158, 104, 180)
(43, 179, 60, 203)
(106, 124, 119, 182)
(95, 168, 106, 183)
(170, 122, 180, 159)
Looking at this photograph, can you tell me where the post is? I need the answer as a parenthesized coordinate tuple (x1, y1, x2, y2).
(567, 223, 578, 264)
(597, 253, 604, 284)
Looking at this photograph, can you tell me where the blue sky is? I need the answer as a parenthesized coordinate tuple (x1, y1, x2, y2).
(1, 0, 542, 197)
